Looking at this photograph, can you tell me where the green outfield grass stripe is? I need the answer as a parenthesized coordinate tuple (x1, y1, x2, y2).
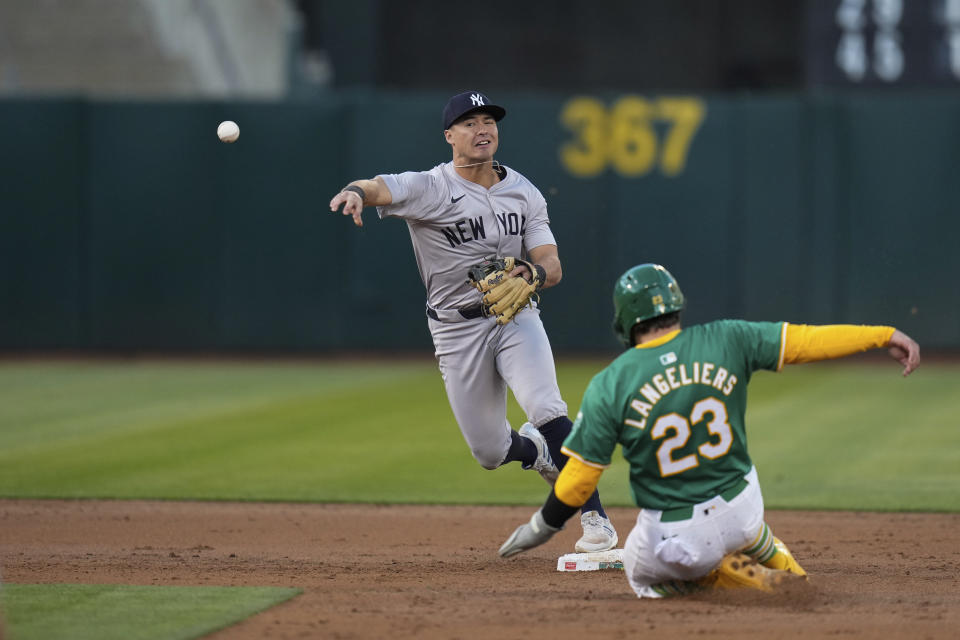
(0, 359, 956, 511)
(1, 583, 301, 640)
(0, 361, 436, 450)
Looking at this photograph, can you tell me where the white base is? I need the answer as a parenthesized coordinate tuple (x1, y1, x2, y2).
(557, 548, 624, 571)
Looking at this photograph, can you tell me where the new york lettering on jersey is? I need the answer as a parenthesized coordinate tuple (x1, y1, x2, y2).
(439, 212, 525, 248)
(376, 162, 554, 310)
(495, 212, 526, 236)
(440, 216, 488, 247)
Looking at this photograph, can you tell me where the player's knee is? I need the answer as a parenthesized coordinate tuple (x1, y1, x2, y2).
(476, 457, 500, 470)
(471, 445, 505, 470)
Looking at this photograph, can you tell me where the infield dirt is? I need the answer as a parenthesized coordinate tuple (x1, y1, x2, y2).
(1, 500, 958, 639)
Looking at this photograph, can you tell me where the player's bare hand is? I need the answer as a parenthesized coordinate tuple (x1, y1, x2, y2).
(329, 191, 364, 227)
(498, 510, 561, 558)
(508, 263, 531, 282)
(887, 329, 920, 376)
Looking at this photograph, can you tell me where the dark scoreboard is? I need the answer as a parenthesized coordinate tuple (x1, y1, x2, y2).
(313, 0, 959, 91)
(806, 0, 960, 86)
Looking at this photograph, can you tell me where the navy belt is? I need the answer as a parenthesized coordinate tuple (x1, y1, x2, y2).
(659, 477, 750, 523)
(426, 304, 485, 321)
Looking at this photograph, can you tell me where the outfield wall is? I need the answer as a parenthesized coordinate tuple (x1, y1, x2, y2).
(1, 91, 956, 351)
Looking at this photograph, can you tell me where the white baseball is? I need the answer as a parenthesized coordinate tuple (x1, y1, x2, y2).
(217, 120, 239, 143)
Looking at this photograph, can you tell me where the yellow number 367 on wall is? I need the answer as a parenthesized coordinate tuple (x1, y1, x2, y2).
(559, 95, 706, 178)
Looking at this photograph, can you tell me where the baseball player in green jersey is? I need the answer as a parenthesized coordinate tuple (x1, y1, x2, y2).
(500, 263, 920, 597)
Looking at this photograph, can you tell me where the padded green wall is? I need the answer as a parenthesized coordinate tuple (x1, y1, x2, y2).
(0, 91, 954, 351)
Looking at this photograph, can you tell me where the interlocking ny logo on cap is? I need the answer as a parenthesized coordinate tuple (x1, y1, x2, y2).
(443, 91, 504, 129)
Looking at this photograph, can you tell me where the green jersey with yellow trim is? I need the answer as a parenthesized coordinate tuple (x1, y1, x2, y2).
(563, 320, 786, 510)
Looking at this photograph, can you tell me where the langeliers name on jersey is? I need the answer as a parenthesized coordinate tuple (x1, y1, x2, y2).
(625, 360, 739, 430)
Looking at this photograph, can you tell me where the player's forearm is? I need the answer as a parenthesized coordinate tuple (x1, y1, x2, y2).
(526, 245, 562, 289)
(783, 324, 896, 365)
(536, 255, 562, 289)
(343, 177, 392, 207)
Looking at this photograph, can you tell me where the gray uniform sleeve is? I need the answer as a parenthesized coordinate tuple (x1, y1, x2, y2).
(376, 171, 444, 221)
(521, 185, 557, 251)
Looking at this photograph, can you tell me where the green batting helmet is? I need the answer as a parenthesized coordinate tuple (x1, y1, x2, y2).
(612, 263, 685, 347)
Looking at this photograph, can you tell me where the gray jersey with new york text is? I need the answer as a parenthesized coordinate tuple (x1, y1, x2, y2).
(376, 162, 556, 310)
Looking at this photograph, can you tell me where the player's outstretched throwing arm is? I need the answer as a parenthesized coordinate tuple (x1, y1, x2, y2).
(329, 177, 393, 227)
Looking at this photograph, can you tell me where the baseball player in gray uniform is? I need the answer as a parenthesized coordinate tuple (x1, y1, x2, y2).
(329, 91, 617, 552)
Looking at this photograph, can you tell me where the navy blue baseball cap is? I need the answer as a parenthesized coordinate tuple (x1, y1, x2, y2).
(442, 91, 506, 130)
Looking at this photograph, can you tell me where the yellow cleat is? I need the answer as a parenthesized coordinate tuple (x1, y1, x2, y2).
(698, 552, 796, 592)
(762, 537, 807, 577)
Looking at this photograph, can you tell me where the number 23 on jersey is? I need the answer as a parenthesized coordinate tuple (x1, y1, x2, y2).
(649, 397, 734, 477)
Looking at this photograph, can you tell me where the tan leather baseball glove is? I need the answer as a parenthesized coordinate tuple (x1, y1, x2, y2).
(466, 256, 543, 325)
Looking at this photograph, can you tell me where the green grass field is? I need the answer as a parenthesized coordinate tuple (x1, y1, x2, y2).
(1, 356, 957, 639)
(1, 583, 300, 640)
(0, 356, 956, 511)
